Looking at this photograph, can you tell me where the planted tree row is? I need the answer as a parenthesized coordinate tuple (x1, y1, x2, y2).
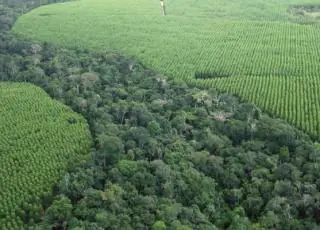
(0, 83, 91, 229)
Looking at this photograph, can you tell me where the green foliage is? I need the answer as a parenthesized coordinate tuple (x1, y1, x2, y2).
(44, 195, 72, 225)
(12, 0, 320, 139)
(152, 220, 166, 230)
(176, 226, 193, 230)
(1, 1, 320, 229)
(3, 43, 314, 229)
(0, 83, 91, 229)
(117, 160, 139, 176)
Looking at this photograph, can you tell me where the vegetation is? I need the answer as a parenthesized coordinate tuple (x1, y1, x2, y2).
(0, 82, 91, 229)
(2, 42, 319, 228)
(1, 0, 320, 229)
(12, 0, 320, 139)
(288, 3, 320, 22)
(21, 48, 320, 229)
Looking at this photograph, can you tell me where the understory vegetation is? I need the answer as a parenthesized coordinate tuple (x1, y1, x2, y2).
(1, 0, 320, 229)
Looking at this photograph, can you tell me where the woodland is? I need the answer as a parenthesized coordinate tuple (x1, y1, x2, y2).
(1, 0, 320, 229)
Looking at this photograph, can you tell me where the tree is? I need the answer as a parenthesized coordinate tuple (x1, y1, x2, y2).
(274, 163, 301, 182)
(152, 220, 166, 230)
(279, 146, 290, 163)
(227, 212, 252, 230)
(242, 196, 264, 218)
(192, 90, 213, 108)
(117, 160, 139, 177)
(147, 120, 162, 136)
(273, 180, 294, 197)
(125, 126, 149, 148)
(224, 188, 243, 206)
(43, 196, 72, 229)
(58, 167, 97, 201)
(95, 211, 112, 228)
(259, 211, 281, 229)
(96, 135, 124, 167)
(157, 203, 181, 223)
(30, 44, 42, 55)
(111, 100, 130, 124)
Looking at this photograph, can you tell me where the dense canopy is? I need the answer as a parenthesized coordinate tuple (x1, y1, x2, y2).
(1, 0, 320, 229)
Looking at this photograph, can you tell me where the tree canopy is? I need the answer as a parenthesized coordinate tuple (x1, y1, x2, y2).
(1, 0, 320, 229)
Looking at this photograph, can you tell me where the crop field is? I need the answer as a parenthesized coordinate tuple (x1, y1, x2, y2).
(12, 0, 320, 138)
(0, 83, 91, 229)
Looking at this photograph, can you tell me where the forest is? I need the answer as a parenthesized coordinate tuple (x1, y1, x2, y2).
(12, 0, 320, 139)
(1, 0, 320, 229)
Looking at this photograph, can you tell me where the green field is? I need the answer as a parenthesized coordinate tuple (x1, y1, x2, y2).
(12, 0, 320, 138)
(0, 83, 91, 229)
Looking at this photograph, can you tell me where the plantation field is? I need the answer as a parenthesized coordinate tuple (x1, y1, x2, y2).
(12, 0, 320, 138)
(0, 83, 91, 229)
